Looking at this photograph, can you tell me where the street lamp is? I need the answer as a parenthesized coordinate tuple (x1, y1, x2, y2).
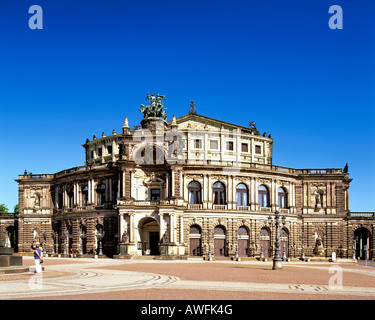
(233, 231, 239, 260)
(51, 232, 55, 255)
(206, 231, 213, 260)
(268, 211, 285, 270)
(97, 227, 105, 256)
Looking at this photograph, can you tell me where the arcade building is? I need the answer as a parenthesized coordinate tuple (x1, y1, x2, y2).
(2, 94, 374, 260)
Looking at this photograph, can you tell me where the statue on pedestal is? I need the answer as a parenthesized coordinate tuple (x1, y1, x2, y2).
(138, 93, 167, 122)
(313, 232, 325, 256)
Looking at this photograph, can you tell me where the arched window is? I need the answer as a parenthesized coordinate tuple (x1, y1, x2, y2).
(112, 182, 118, 202)
(58, 188, 63, 209)
(214, 225, 226, 235)
(278, 187, 287, 209)
(214, 225, 226, 256)
(188, 181, 202, 204)
(258, 185, 269, 207)
(213, 182, 226, 205)
(236, 183, 248, 206)
(238, 226, 249, 235)
(82, 185, 88, 206)
(97, 184, 106, 205)
(67, 186, 74, 208)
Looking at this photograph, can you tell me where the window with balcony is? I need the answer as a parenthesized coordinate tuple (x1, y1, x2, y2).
(213, 182, 226, 205)
(150, 188, 160, 200)
(236, 183, 248, 206)
(188, 181, 202, 204)
(258, 185, 269, 207)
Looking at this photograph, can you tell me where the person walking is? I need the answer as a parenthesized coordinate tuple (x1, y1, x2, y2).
(33, 244, 43, 273)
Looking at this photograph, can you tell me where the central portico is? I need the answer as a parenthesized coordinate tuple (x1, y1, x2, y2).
(118, 207, 185, 257)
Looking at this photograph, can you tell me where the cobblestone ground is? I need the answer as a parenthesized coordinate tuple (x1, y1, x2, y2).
(1, 256, 375, 300)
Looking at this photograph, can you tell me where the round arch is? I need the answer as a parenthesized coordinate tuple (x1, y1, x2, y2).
(214, 225, 227, 257)
(189, 224, 202, 256)
(238, 225, 249, 257)
(138, 216, 160, 256)
(260, 227, 271, 258)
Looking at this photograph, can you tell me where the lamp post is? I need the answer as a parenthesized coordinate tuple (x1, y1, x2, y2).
(97, 227, 105, 256)
(268, 211, 285, 270)
(207, 231, 212, 260)
(51, 232, 55, 255)
(233, 231, 239, 260)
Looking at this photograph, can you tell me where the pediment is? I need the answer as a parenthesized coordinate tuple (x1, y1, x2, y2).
(170, 114, 257, 134)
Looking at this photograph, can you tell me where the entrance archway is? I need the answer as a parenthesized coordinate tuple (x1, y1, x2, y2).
(189, 224, 202, 256)
(238, 226, 249, 257)
(260, 227, 270, 258)
(138, 217, 159, 255)
(354, 228, 371, 260)
(214, 225, 227, 257)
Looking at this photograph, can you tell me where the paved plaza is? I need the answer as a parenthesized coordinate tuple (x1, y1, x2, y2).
(1, 256, 375, 300)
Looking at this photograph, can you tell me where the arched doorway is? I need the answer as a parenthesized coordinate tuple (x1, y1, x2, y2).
(280, 228, 289, 259)
(354, 228, 371, 260)
(5, 226, 17, 249)
(138, 217, 159, 255)
(238, 226, 249, 257)
(214, 225, 226, 257)
(260, 227, 270, 258)
(189, 225, 202, 256)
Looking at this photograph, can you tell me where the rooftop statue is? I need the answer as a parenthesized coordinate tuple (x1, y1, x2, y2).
(139, 93, 167, 122)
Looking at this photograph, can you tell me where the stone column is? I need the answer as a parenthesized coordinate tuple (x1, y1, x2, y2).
(171, 169, 175, 197)
(63, 184, 67, 207)
(129, 213, 135, 243)
(250, 177, 256, 211)
(180, 215, 184, 244)
(159, 213, 165, 241)
(170, 213, 175, 243)
(55, 186, 59, 208)
(88, 179, 92, 204)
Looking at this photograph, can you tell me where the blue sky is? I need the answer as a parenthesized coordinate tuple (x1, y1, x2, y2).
(0, 0, 374, 211)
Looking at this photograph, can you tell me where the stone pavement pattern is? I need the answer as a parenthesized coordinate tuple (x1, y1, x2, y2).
(1, 257, 375, 300)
